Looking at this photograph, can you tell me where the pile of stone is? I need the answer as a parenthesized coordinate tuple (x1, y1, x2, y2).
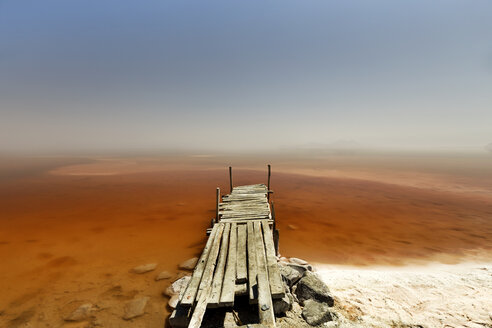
(164, 256, 339, 327)
(274, 257, 337, 327)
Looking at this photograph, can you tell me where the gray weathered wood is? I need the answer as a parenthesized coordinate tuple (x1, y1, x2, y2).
(236, 224, 248, 283)
(181, 224, 219, 306)
(247, 221, 258, 304)
(220, 222, 237, 306)
(208, 223, 230, 307)
(261, 220, 284, 299)
(188, 224, 225, 328)
(216, 187, 220, 222)
(253, 221, 275, 326)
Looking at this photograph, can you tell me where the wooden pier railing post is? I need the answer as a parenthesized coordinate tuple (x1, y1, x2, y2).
(267, 164, 271, 201)
(216, 187, 220, 223)
(271, 202, 279, 256)
(229, 166, 233, 193)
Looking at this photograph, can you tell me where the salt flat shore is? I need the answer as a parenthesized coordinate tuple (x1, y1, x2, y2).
(316, 263, 492, 328)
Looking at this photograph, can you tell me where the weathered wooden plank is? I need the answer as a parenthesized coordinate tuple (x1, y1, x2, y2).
(219, 207, 270, 211)
(220, 212, 269, 215)
(236, 223, 248, 283)
(181, 224, 219, 306)
(220, 209, 269, 213)
(219, 211, 270, 215)
(228, 196, 266, 200)
(220, 222, 237, 306)
(221, 214, 270, 219)
(220, 211, 270, 216)
(247, 221, 258, 304)
(223, 192, 268, 200)
(253, 221, 275, 326)
(188, 224, 225, 328)
(219, 205, 270, 209)
(261, 220, 284, 299)
(220, 218, 273, 224)
(220, 206, 269, 211)
(208, 223, 230, 308)
(220, 206, 268, 209)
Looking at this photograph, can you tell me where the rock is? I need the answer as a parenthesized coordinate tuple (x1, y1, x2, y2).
(279, 256, 289, 262)
(163, 276, 191, 297)
(295, 272, 334, 306)
(168, 294, 179, 308)
(289, 257, 309, 266)
(173, 271, 190, 281)
(132, 263, 157, 274)
(288, 262, 313, 273)
(123, 296, 149, 320)
(279, 263, 303, 287)
(273, 292, 293, 315)
(179, 257, 198, 270)
(155, 271, 172, 281)
(65, 303, 93, 322)
(301, 299, 333, 326)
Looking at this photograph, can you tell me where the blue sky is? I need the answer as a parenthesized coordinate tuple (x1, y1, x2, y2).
(1, 0, 491, 152)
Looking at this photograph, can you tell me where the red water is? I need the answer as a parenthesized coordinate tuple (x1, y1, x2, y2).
(0, 154, 491, 327)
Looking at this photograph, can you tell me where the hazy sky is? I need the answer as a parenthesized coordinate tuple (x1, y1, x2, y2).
(1, 0, 491, 152)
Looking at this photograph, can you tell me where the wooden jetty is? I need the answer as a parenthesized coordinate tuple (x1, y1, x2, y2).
(170, 166, 283, 328)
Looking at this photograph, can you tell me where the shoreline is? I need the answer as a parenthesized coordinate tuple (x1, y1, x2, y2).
(314, 262, 492, 327)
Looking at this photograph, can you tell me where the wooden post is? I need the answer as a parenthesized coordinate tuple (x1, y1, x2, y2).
(216, 187, 220, 222)
(229, 166, 233, 193)
(267, 164, 271, 201)
(272, 202, 279, 256)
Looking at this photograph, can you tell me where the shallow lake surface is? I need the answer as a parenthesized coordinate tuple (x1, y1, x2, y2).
(1, 152, 491, 327)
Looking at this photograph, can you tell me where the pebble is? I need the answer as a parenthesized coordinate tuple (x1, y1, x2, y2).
(168, 294, 179, 308)
(155, 271, 172, 281)
(132, 263, 157, 274)
(64, 303, 93, 322)
(179, 257, 198, 270)
(123, 296, 149, 320)
(289, 257, 309, 266)
(164, 276, 191, 297)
